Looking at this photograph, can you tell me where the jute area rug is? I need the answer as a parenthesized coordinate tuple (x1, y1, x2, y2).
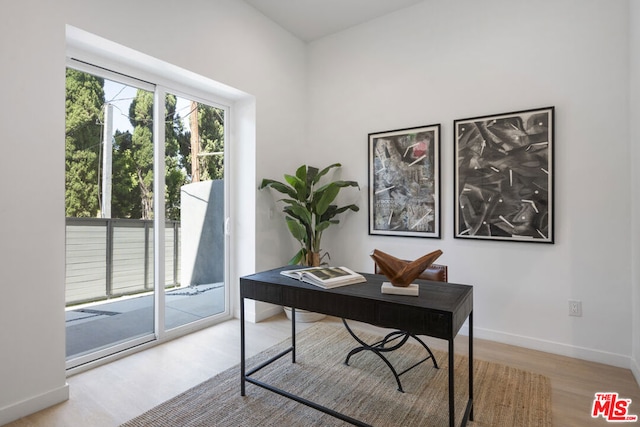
(121, 324, 551, 426)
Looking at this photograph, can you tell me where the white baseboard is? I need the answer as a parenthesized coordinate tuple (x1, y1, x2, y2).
(235, 310, 638, 374)
(631, 356, 640, 387)
(463, 325, 632, 369)
(0, 383, 69, 426)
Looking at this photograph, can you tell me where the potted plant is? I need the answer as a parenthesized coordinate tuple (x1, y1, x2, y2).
(260, 163, 360, 267)
(260, 163, 360, 322)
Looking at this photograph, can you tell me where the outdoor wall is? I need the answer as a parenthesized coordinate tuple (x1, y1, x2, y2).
(303, 0, 634, 368)
(0, 0, 305, 423)
(181, 180, 224, 286)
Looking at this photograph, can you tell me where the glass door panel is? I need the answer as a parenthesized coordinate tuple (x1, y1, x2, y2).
(164, 93, 226, 330)
(65, 68, 155, 364)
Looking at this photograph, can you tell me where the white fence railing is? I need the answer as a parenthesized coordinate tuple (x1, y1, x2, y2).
(65, 218, 180, 306)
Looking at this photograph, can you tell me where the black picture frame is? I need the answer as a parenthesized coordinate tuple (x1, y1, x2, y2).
(368, 124, 441, 238)
(454, 106, 554, 243)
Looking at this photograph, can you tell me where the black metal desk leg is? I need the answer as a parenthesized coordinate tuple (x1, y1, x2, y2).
(291, 308, 296, 363)
(469, 310, 474, 421)
(241, 296, 246, 396)
(449, 338, 455, 427)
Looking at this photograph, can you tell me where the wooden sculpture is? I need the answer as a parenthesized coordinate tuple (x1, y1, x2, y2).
(370, 249, 443, 287)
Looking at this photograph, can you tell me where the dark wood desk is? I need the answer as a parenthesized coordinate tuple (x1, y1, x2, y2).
(240, 266, 474, 427)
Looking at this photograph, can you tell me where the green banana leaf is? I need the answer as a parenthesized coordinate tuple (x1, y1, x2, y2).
(260, 164, 359, 265)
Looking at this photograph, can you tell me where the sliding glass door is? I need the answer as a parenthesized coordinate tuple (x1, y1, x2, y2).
(65, 64, 229, 368)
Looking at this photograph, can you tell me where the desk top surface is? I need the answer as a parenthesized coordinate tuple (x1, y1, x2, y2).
(241, 266, 473, 315)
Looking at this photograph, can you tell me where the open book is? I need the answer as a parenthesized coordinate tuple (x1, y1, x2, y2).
(280, 266, 366, 289)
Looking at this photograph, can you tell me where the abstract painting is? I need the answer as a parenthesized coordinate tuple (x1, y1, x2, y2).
(454, 107, 554, 243)
(369, 124, 440, 238)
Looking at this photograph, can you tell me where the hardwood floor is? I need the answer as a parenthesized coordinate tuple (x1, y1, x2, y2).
(5, 314, 640, 427)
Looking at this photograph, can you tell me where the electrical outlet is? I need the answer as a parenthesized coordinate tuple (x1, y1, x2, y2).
(568, 300, 582, 317)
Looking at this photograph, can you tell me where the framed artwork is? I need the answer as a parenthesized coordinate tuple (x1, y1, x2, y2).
(368, 124, 441, 238)
(454, 106, 554, 243)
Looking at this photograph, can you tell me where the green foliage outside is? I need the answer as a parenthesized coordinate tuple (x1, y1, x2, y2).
(194, 105, 225, 181)
(65, 68, 225, 221)
(65, 69, 104, 218)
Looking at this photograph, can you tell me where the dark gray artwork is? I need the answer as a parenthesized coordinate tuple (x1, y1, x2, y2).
(369, 125, 440, 238)
(454, 107, 554, 243)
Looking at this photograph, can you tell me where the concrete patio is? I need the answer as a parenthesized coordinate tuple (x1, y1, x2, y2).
(65, 283, 225, 359)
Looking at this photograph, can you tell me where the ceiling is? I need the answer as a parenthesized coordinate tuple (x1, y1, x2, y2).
(243, 0, 424, 42)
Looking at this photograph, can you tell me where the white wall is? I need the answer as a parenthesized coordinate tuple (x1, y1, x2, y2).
(0, 1, 69, 423)
(2, 0, 638, 422)
(304, 0, 634, 368)
(0, 0, 306, 423)
(630, 1, 640, 384)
